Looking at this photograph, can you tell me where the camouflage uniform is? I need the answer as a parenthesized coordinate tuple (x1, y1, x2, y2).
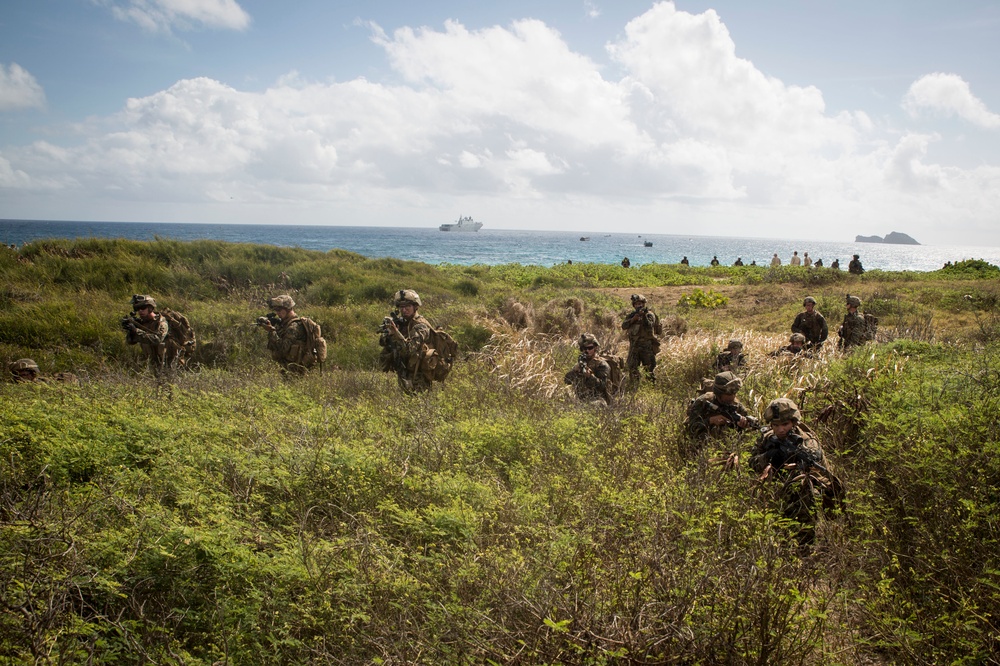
(848, 255, 865, 275)
(622, 294, 661, 384)
(379, 289, 433, 393)
(715, 340, 746, 373)
(124, 295, 169, 373)
(262, 295, 308, 374)
(772, 333, 808, 356)
(564, 334, 612, 405)
(686, 372, 757, 439)
(791, 297, 828, 347)
(8, 359, 43, 383)
(838, 295, 866, 350)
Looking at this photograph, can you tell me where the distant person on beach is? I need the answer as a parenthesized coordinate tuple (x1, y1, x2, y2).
(564, 333, 613, 405)
(814, 258, 823, 268)
(771, 253, 781, 267)
(791, 296, 828, 349)
(830, 259, 840, 270)
(848, 254, 865, 275)
(803, 252, 812, 267)
(622, 294, 662, 386)
(715, 340, 746, 373)
(790, 251, 801, 266)
(750, 260, 757, 266)
(733, 257, 744, 266)
(680, 256, 689, 266)
(710, 256, 720, 266)
(621, 257, 630, 269)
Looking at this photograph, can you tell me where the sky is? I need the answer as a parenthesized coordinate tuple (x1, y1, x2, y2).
(1, 0, 999, 246)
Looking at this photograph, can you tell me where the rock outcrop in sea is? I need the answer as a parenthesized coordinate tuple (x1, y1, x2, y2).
(855, 231, 920, 245)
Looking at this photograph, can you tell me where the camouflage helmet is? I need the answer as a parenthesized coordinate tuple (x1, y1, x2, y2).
(726, 339, 743, 351)
(764, 397, 801, 423)
(268, 295, 296, 310)
(394, 289, 422, 307)
(790, 332, 807, 344)
(846, 294, 862, 308)
(8, 358, 39, 374)
(630, 293, 647, 304)
(803, 296, 817, 306)
(131, 294, 156, 310)
(713, 371, 742, 395)
(578, 333, 600, 350)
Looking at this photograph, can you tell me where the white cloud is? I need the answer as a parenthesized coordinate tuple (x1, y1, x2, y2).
(2, 3, 998, 244)
(0, 63, 46, 111)
(98, 0, 251, 33)
(903, 73, 1000, 129)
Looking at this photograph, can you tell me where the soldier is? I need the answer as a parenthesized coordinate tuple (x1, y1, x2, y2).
(710, 255, 720, 266)
(791, 296, 828, 349)
(8, 358, 42, 383)
(830, 259, 840, 270)
(715, 339, 746, 373)
(621, 294, 662, 385)
(772, 332, 808, 356)
(686, 371, 759, 440)
(848, 254, 865, 275)
(733, 257, 744, 267)
(259, 295, 311, 375)
(564, 333, 612, 405)
(680, 256, 689, 266)
(770, 253, 781, 267)
(750, 398, 843, 544)
(621, 257, 630, 268)
(814, 258, 824, 268)
(122, 294, 170, 374)
(838, 295, 867, 350)
(379, 289, 433, 393)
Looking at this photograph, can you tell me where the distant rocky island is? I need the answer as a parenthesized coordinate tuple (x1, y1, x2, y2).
(855, 231, 920, 245)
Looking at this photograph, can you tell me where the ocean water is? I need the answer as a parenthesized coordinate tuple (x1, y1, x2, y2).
(2, 218, 997, 273)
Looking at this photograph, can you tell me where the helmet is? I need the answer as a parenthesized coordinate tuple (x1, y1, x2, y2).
(713, 371, 742, 395)
(394, 289, 422, 307)
(268, 295, 295, 310)
(8, 358, 39, 374)
(790, 333, 807, 344)
(803, 296, 817, 306)
(726, 339, 743, 351)
(764, 398, 801, 423)
(846, 295, 862, 308)
(578, 333, 600, 350)
(131, 294, 156, 309)
(630, 293, 646, 304)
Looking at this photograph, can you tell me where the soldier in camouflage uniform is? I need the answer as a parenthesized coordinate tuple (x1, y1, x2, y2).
(791, 296, 828, 349)
(751, 398, 843, 545)
(622, 294, 661, 385)
(564, 333, 613, 405)
(379, 289, 433, 393)
(260, 294, 310, 375)
(848, 254, 865, 275)
(686, 372, 759, 440)
(838, 294, 867, 350)
(8, 358, 42, 383)
(715, 339, 746, 373)
(123, 295, 170, 374)
(772, 332, 808, 356)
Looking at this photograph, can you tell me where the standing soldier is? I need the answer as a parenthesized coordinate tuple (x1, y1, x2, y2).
(564, 333, 613, 405)
(379, 289, 433, 393)
(622, 294, 662, 386)
(685, 372, 759, 441)
(791, 296, 829, 349)
(122, 294, 169, 374)
(838, 295, 867, 350)
(259, 294, 323, 375)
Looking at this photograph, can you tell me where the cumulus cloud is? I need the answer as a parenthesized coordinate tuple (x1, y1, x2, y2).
(903, 73, 1000, 129)
(97, 0, 251, 32)
(1, 3, 996, 243)
(0, 63, 46, 111)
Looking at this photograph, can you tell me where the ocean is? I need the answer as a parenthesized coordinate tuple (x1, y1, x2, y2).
(1, 218, 997, 273)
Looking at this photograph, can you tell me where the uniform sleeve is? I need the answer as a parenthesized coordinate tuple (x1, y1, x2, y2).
(818, 315, 829, 343)
(127, 317, 168, 346)
(791, 313, 804, 334)
(268, 320, 307, 356)
(403, 319, 432, 357)
(686, 397, 713, 438)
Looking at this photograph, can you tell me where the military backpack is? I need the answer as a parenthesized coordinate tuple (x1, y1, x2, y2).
(296, 317, 328, 369)
(600, 352, 627, 397)
(862, 313, 878, 342)
(160, 308, 196, 352)
(420, 326, 459, 382)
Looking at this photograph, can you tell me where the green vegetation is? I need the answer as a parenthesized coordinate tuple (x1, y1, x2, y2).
(1, 239, 999, 664)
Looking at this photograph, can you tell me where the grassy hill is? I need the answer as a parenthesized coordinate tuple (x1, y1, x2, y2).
(1, 239, 998, 664)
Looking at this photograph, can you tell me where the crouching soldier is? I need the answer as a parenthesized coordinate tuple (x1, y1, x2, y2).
(750, 398, 844, 545)
(259, 295, 326, 375)
(564, 333, 612, 405)
(122, 295, 170, 374)
(8, 358, 43, 383)
(715, 339, 746, 373)
(379, 289, 433, 393)
(686, 371, 759, 441)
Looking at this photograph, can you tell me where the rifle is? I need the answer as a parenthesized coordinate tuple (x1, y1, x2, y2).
(120, 311, 139, 331)
(716, 402, 759, 430)
(378, 310, 408, 376)
(255, 312, 281, 328)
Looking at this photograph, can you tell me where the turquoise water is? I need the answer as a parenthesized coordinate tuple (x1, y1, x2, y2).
(1, 219, 996, 272)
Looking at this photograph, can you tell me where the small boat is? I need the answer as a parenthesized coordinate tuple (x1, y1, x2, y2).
(644, 241, 653, 247)
(439, 216, 483, 232)
(579, 236, 590, 241)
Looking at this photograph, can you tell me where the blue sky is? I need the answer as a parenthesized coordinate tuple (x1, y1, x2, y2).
(2, 0, 999, 245)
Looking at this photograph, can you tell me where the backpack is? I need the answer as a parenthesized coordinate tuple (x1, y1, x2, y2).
(600, 353, 626, 397)
(862, 313, 879, 342)
(296, 317, 327, 368)
(420, 327, 459, 382)
(160, 308, 196, 352)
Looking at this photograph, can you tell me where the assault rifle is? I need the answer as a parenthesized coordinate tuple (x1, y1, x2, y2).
(255, 312, 281, 328)
(378, 310, 408, 375)
(120, 311, 139, 331)
(577, 353, 589, 375)
(716, 402, 760, 430)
